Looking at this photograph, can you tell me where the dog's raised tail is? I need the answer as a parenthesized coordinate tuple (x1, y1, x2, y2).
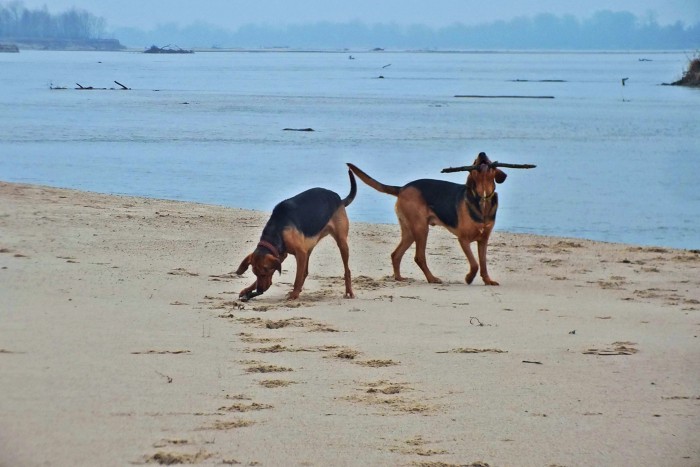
(342, 169, 358, 207)
(346, 163, 401, 197)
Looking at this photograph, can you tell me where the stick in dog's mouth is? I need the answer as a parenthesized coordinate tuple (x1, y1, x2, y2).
(240, 290, 264, 302)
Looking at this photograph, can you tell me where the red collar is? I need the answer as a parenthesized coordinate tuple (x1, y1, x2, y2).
(257, 240, 280, 258)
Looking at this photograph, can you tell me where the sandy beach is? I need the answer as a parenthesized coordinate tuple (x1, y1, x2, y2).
(1, 181, 698, 466)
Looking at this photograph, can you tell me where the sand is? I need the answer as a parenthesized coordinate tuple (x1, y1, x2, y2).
(1, 181, 698, 467)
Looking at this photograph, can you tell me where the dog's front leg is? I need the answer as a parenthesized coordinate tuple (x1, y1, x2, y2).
(477, 238, 499, 286)
(287, 251, 309, 300)
(458, 236, 479, 284)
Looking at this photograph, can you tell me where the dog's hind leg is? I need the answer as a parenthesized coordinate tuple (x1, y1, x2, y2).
(411, 222, 441, 284)
(391, 219, 414, 281)
(329, 209, 354, 298)
(333, 234, 354, 299)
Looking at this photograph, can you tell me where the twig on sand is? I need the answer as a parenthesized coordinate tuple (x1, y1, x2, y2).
(155, 371, 173, 383)
(469, 316, 491, 326)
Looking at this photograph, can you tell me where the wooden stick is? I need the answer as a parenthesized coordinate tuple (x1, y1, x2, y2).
(441, 162, 536, 173)
(492, 162, 537, 169)
(442, 166, 476, 173)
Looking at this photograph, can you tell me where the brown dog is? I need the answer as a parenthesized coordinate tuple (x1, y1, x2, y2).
(236, 170, 357, 300)
(347, 153, 509, 285)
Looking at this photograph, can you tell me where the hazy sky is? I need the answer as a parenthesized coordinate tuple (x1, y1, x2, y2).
(17, 0, 700, 30)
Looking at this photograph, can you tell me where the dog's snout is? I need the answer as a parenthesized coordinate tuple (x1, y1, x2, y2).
(255, 274, 273, 293)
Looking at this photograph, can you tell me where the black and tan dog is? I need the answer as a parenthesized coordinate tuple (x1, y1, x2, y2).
(348, 153, 512, 286)
(236, 170, 357, 300)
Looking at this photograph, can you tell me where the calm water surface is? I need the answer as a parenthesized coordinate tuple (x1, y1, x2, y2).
(1, 50, 698, 249)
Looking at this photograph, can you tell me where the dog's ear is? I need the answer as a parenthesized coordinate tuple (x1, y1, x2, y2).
(466, 171, 476, 189)
(494, 169, 507, 184)
(236, 254, 253, 275)
(272, 257, 282, 275)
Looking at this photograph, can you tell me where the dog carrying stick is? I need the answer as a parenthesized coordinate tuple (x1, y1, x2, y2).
(442, 162, 536, 173)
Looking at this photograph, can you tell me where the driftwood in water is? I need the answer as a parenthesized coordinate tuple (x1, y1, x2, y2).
(75, 83, 103, 90)
(73, 81, 130, 91)
(283, 128, 315, 132)
(455, 94, 554, 99)
(509, 79, 566, 82)
(144, 44, 193, 54)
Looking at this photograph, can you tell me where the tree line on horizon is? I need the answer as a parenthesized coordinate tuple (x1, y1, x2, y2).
(0, 2, 105, 40)
(116, 10, 700, 50)
(1, 2, 698, 50)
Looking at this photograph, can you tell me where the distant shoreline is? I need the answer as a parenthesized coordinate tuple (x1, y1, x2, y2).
(1, 38, 124, 51)
(4, 43, 694, 55)
(3, 180, 697, 252)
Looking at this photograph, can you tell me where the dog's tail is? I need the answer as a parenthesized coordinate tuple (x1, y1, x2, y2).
(346, 163, 401, 197)
(342, 169, 358, 207)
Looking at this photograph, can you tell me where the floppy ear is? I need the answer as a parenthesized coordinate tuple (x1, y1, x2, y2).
(466, 171, 476, 189)
(235, 254, 253, 275)
(272, 258, 282, 275)
(494, 169, 507, 184)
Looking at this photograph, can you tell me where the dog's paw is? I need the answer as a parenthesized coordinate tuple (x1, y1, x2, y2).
(286, 290, 301, 300)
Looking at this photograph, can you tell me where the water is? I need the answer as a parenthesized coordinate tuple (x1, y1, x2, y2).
(1, 50, 699, 249)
